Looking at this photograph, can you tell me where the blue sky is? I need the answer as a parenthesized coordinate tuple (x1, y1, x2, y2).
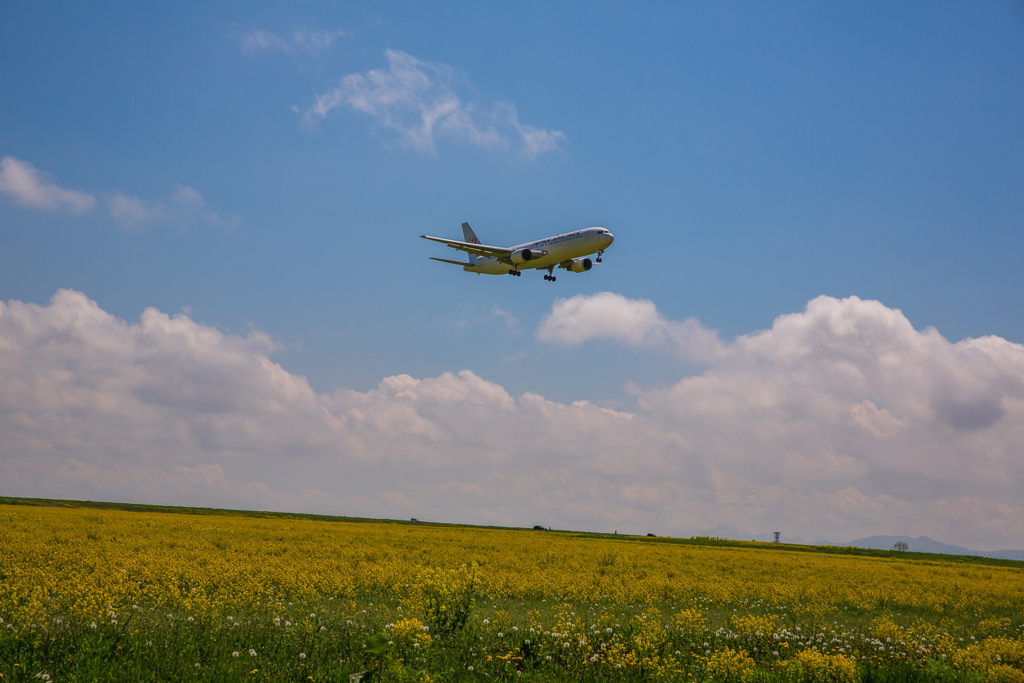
(2, 2, 1023, 549)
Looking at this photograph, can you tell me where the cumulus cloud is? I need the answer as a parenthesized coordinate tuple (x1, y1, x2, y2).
(0, 156, 95, 214)
(302, 50, 566, 157)
(538, 291, 725, 362)
(538, 292, 1024, 545)
(236, 26, 348, 56)
(1, 290, 1023, 550)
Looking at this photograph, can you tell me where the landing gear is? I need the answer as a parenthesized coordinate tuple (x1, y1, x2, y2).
(508, 269, 521, 277)
(596, 249, 605, 263)
(544, 268, 556, 282)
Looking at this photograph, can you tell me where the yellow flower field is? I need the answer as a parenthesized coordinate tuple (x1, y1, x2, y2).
(1, 503, 1022, 681)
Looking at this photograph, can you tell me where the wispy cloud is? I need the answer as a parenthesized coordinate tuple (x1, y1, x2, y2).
(235, 25, 348, 57)
(0, 156, 95, 214)
(3, 290, 1023, 549)
(451, 303, 520, 331)
(106, 185, 237, 229)
(302, 50, 566, 158)
(107, 192, 171, 226)
(0, 155, 235, 229)
(172, 184, 205, 208)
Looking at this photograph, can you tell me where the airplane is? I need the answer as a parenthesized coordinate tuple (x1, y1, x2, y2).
(421, 222, 614, 281)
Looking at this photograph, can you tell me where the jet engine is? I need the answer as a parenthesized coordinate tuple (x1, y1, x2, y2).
(509, 248, 534, 264)
(569, 257, 593, 273)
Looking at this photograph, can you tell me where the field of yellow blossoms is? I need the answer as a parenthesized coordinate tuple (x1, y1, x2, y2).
(2, 502, 1023, 682)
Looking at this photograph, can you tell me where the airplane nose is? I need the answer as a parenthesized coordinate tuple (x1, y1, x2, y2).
(605, 231, 614, 244)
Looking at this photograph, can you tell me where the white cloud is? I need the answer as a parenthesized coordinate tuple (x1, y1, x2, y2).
(108, 192, 171, 226)
(236, 25, 347, 57)
(451, 303, 520, 331)
(538, 291, 725, 362)
(303, 50, 566, 158)
(172, 184, 205, 208)
(0, 155, 234, 228)
(539, 292, 664, 346)
(239, 27, 287, 54)
(107, 186, 236, 228)
(540, 293, 1024, 542)
(0, 156, 95, 214)
(1, 290, 1023, 550)
(290, 29, 348, 54)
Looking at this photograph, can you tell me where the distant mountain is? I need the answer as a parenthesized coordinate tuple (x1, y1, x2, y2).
(697, 528, 1023, 561)
(809, 536, 838, 546)
(844, 535, 1024, 561)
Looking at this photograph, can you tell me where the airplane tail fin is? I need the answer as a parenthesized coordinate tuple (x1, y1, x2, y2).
(462, 222, 480, 264)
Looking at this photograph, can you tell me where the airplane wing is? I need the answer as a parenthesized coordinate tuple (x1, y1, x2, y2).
(429, 257, 470, 266)
(420, 235, 513, 259)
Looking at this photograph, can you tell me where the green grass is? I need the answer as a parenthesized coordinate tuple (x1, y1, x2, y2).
(2, 594, 1000, 682)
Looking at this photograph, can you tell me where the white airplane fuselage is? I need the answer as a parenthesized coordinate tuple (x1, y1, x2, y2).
(466, 227, 614, 274)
